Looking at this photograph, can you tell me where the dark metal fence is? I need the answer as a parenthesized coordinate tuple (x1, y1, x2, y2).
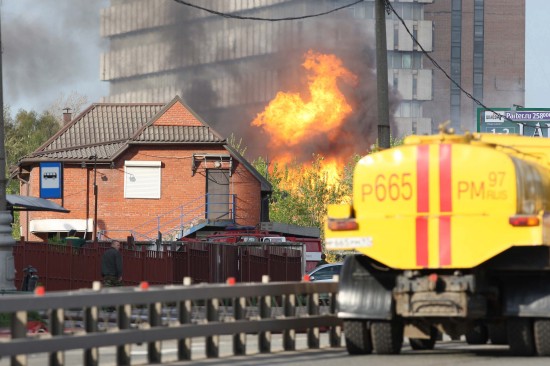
(0, 279, 341, 366)
(13, 241, 304, 291)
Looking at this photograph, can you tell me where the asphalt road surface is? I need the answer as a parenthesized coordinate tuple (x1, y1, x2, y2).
(3, 334, 549, 366)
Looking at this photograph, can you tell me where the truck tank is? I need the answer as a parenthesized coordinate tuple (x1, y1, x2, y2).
(325, 131, 550, 356)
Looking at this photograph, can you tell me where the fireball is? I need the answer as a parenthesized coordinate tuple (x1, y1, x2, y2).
(252, 50, 357, 187)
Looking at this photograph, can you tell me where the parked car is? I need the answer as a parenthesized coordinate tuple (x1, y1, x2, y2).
(307, 262, 343, 305)
(307, 262, 343, 282)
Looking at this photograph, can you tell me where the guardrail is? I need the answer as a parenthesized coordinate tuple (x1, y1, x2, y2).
(0, 277, 341, 366)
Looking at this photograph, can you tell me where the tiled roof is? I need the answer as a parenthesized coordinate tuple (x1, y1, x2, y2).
(26, 142, 126, 161)
(20, 97, 225, 163)
(132, 125, 224, 143)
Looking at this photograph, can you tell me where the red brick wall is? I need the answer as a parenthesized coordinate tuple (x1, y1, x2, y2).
(230, 161, 262, 224)
(153, 102, 202, 126)
(20, 145, 263, 241)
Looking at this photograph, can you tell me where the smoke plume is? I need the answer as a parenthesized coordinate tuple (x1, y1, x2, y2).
(161, 1, 400, 161)
(2, 0, 106, 113)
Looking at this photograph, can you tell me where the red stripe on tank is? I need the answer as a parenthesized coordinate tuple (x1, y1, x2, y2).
(439, 144, 452, 266)
(416, 217, 429, 267)
(416, 145, 430, 267)
(417, 145, 430, 213)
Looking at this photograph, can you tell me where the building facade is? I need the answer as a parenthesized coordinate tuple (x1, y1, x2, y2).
(15, 96, 271, 242)
(99, 0, 525, 143)
(99, 0, 435, 144)
(424, 0, 525, 132)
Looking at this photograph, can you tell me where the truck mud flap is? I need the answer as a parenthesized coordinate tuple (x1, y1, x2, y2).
(503, 276, 550, 317)
(338, 255, 396, 320)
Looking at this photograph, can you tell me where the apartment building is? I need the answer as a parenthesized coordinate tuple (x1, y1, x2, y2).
(99, 0, 524, 141)
(424, 0, 525, 132)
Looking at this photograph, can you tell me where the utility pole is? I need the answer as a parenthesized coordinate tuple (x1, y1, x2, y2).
(91, 155, 98, 243)
(375, 0, 391, 149)
(0, 7, 17, 291)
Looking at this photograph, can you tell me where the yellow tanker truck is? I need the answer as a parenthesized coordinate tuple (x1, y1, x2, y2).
(325, 130, 550, 356)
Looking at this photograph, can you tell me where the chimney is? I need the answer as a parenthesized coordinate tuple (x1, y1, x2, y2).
(63, 108, 72, 124)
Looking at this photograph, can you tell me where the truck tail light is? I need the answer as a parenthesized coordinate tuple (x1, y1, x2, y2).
(328, 219, 358, 231)
(509, 215, 540, 227)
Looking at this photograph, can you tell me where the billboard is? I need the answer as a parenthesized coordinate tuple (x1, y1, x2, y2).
(477, 108, 550, 137)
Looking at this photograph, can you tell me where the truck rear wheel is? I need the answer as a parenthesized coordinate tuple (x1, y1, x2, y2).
(344, 320, 372, 355)
(507, 318, 535, 356)
(534, 319, 550, 356)
(371, 320, 403, 354)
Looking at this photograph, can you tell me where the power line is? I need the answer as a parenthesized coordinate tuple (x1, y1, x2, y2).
(384, 0, 529, 127)
(171, 0, 364, 21)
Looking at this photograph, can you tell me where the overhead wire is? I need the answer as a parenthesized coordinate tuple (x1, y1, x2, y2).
(171, 0, 365, 22)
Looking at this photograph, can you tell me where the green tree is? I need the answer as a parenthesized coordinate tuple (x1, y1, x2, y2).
(227, 134, 247, 157)
(6, 110, 60, 193)
(252, 156, 293, 221)
(339, 154, 362, 202)
(254, 155, 350, 230)
(5, 109, 61, 238)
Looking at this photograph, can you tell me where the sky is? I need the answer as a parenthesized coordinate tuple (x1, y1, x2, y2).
(0, 0, 548, 114)
(525, 0, 550, 107)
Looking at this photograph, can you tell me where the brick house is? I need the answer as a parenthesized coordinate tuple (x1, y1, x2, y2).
(14, 96, 271, 242)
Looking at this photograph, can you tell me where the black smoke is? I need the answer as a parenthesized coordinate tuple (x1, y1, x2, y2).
(160, 1, 400, 162)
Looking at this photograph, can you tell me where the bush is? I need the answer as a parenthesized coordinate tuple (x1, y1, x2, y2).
(0, 311, 44, 327)
(0, 313, 9, 327)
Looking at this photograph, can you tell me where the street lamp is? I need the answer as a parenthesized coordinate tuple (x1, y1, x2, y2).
(90, 155, 98, 243)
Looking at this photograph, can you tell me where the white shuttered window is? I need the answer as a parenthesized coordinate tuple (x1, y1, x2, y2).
(124, 161, 161, 199)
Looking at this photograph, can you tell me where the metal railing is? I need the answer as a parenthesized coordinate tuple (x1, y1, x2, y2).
(0, 278, 341, 366)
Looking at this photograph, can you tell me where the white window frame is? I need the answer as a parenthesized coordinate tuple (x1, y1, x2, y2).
(124, 161, 161, 199)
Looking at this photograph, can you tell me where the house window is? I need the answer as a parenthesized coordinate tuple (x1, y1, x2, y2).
(124, 161, 161, 199)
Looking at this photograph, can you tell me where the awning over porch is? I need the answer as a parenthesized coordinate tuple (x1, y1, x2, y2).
(29, 219, 93, 233)
(7, 194, 70, 213)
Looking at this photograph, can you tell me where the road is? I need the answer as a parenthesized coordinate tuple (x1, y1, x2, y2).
(3, 334, 549, 366)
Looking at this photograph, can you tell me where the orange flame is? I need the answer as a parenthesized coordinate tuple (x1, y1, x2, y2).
(252, 50, 357, 187)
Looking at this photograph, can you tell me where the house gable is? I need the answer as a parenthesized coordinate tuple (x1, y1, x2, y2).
(153, 101, 202, 127)
(129, 96, 226, 144)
